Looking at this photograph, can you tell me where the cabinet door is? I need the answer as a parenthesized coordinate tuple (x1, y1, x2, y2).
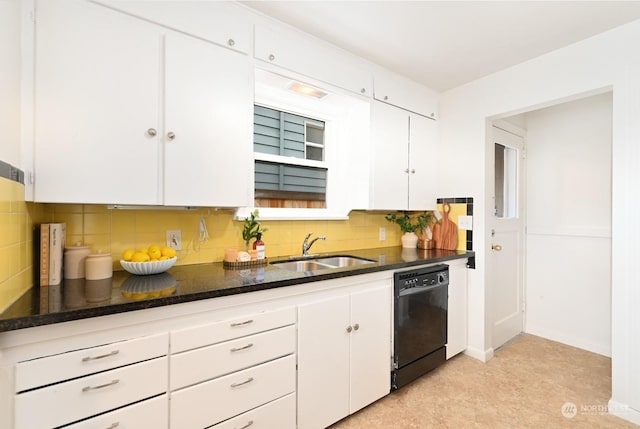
(164, 33, 252, 207)
(297, 294, 350, 429)
(370, 101, 410, 210)
(408, 114, 438, 210)
(35, 0, 161, 204)
(374, 68, 438, 119)
(255, 24, 372, 97)
(447, 262, 468, 359)
(349, 283, 392, 413)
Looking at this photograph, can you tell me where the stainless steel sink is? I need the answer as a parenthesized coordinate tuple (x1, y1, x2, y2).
(271, 255, 376, 272)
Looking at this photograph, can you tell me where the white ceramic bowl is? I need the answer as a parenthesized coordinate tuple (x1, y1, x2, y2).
(120, 257, 177, 275)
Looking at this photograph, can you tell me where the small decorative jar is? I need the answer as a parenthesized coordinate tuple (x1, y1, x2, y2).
(85, 251, 113, 280)
(64, 242, 91, 279)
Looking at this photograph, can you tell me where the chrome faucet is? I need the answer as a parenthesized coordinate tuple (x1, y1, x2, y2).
(302, 232, 326, 257)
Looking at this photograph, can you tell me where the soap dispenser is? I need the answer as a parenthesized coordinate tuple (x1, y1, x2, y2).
(253, 233, 266, 260)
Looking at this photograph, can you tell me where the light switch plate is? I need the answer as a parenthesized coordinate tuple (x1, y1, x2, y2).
(379, 227, 386, 241)
(458, 216, 473, 231)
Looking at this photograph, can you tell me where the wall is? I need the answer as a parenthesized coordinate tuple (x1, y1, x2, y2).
(0, 0, 21, 167)
(439, 19, 640, 422)
(524, 93, 612, 356)
(43, 205, 400, 268)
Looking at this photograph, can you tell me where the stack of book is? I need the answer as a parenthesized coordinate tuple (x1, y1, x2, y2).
(39, 223, 67, 287)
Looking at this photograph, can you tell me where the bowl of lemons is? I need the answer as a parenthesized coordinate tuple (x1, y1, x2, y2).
(120, 245, 177, 275)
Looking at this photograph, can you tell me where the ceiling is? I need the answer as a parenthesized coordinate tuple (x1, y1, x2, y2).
(241, 1, 640, 92)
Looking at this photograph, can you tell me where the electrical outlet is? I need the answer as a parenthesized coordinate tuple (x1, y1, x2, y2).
(458, 216, 473, 231)
(379, 227, 386, 241)
(166, 230, 182, 250)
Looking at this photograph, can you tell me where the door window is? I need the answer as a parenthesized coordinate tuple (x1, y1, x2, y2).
(494, 143, 518, 218)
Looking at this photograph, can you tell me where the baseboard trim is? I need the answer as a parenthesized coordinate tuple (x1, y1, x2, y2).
(464, 346, 494, 362)
(608, 399, 640, 425)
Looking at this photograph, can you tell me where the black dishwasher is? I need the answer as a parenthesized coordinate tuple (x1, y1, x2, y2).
(392, 264, 448, 390)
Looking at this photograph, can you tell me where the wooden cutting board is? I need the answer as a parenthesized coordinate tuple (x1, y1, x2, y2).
(438, 203, 459, 250)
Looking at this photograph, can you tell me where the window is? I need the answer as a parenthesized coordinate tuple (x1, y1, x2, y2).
(253, 105, 327, 205)
(494, 143, 518, 218)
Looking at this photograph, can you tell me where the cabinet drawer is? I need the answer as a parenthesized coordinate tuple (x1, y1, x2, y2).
(15, 357, 167, 429)
(64, 394, 168, 429)
(15, 333, 167, 392)
(170, 354, 295, 428)
(208, 393, 296, 429)
(171, 307, 295, 353)
(171, 325, 295, 390)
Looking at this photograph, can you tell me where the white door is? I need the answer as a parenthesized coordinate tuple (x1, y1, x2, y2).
(164, 33, 252, 207)
(34, 0, 161, 204)
(408, 114, 438, 210)
(297, 294, 350, 429)
(370, 101, 409, 209)
(487, 124, 525, 349)
(349, 283, 391, 414)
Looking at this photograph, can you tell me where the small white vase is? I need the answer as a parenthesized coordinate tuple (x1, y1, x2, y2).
(401, 232, 419, 248)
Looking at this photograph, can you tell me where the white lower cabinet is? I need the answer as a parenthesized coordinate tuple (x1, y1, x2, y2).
(447, 260, 469, 359)
(64, 394, 168, 429)
(169, 306, 297, 428)
(170, 355, 296, 428)
(209, 393, 296, 429)
(297, 281, 392, 429)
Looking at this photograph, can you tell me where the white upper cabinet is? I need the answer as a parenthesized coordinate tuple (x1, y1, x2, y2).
(91, 0, 252, 54)
(370, 101, 438, 211)
(34, 0, 252, 206)
(254, 24, 373, 98)
(163, 34, 252, 207)
(374, 67, 439, 119)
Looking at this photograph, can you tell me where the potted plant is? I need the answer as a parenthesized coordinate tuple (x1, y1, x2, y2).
(415, 211, 436, 249)
(242, 209, 268, 249)
(385, 211, 419, 248)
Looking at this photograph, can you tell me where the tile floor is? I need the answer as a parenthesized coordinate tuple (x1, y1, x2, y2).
(330, 334, 638, 428)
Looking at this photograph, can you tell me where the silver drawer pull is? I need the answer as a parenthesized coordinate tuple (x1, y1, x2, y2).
(230, 319, 253, 327)
(105, 423, 120, 429)
(236, 420, 254, 429)
(82, 350, 119, 362)
(230, 377, 254, 388)
(82, 379, 120, 392)
(230, 343, 254, 352)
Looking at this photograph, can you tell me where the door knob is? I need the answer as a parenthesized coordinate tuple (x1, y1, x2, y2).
(167, 132, 176, 141)
(491, 244, 502, 251)
(346, 325, 353, 333)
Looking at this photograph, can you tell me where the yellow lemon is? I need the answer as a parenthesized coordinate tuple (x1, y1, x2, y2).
(159, 255, 170, 261)
(161, 246, 176, 258)
(131, 251, 150, 262)
(122, 248, 135, 261)
(137, 247, 149, 255)
(148, 245, 162, 260)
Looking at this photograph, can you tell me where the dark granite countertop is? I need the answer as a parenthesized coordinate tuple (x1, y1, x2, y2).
(0, 247, 474, 333)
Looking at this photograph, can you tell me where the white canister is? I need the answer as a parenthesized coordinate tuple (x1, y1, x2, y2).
(85, 251, 113, 280)
(64, 242, 91, 279)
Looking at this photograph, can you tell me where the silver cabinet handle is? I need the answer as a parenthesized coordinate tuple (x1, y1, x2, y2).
(430, 112, 436, 118)
(230, 319, 253, 327)
(268, 54, 275, 61)
(82, 350, 119, 362)
(384, 95, 389, 100)
(147, 128, 157, 137)
(82, 379, 119, 392)
(404, 168, 409, 173)
(346, 325, 353, 333)
(410, 169, 416, 174)
(105, 423, 120, 429)
(360, 88, 366, 94)
(353, 323, 360, 331)
(236, 420, 254, 429)
(230, 377, 254, 388)
(167, 131, 176, 140)
(230, 343, 254, 352)
(227, 38, 235, 47)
